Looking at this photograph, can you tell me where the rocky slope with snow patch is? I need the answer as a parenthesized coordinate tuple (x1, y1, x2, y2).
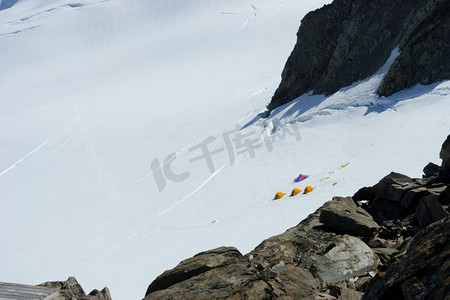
(268, 0, 450, 111)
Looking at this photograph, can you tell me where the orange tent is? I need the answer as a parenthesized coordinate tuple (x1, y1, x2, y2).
(274, 191, 285, 200)
(304, 186, 314, 194)
(290, 188, 302, 197)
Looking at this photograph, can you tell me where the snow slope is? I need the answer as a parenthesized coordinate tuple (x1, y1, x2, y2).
(1, 0, 449, 299)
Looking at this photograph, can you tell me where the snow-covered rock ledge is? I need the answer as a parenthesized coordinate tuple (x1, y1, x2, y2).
(143, 134, 450, 300)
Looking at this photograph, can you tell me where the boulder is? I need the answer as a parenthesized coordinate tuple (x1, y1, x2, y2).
(145, 263, 269, 300)
(352, 186, 376, 202)
(339, 286, 364, 300)
(272, 265, 320, 299)
(415, 194, 449, 228)
(400, 184, 447, 208)
(145, 247, 243, 295)
(365, 198, 403, 223)
(354, 277, 372, 292)
(310, 235, 379, 283)
(373, 172, 418, 202)
(423, 162, 440, 178)
(319, 197, 379, 236)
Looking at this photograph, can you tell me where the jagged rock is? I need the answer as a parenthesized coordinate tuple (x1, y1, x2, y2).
(365, 172, 431, 223)
(423, 162, 440, 178)
(354, 277, 372, 292)
(268, 0, 450, 111)
(415, 194, 449, 228)
(338, 287, 364, 300)
(363, 216, 450, 300)
(310, 235, 379, 283)
(145, 246, 243, 295)
(373, 172, 419, 202)
(319, 197, 379, 237)
(38, 277, 111, 300)
(439, 186, 450, 205)
(377, 0, 450, 96)
(316, 293, 337, 300)
(352, 187, 376, 202)
(441, 134, 450, 178)
(400, 184, 447, 208)
(371, 248, 399, 256)
(271, 265, 320, 299)
(365, 198, 403, 223)
(87, 288, 112, 300)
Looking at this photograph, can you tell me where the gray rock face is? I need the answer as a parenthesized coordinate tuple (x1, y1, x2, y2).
(268, 0, 450, 111)
(145, 247, 244, 295)
(319, 197, 379, 236)
(39, 277, 111, 300)
(311, 235, 379, 283)
(377, 0, 450, 96)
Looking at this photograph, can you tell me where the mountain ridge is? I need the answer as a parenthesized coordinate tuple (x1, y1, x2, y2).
(268, 0, 450, 111)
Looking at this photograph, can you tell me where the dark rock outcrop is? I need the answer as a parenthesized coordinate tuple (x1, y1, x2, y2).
(39, 277, 111, 300)
(363, 216, 450, 300)
(145, 135, 450, 299)
(268, 0, 450, 111)
(319, 196, 379, 236)
(441, 134, 450, 178)
(377, 0, 450, 96)
(145, 247, 245, 296)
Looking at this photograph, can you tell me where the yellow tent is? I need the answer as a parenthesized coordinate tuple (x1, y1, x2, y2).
(304, 186, 314, 194)
(274, 191, 285, 200)
(290, 188, 302, 197)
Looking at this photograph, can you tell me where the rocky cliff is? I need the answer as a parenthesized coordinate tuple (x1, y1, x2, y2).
(38, 277, 112, 300)
(144, 134, 450, 299)
(268, 0, 450, 111)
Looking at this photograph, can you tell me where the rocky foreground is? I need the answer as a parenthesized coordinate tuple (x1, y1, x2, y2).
(143, 134, 450, 300)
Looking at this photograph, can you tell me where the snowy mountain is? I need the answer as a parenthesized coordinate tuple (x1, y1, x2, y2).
(0, 0, 449, 299)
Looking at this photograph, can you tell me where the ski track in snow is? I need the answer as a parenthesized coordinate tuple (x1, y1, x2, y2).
(244, 88, 267, 101)
(240, 18, 249, 29)
(155, 164, 227, 218)
(0, 25, 41, 36)
(0, 141, 49, 177)
(74, 101, 116, 197)
(110, 164, 227, 258)
(117, 141, 196, 195)
(19, 3, 84, 22)
(0, 127, 74, 177)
